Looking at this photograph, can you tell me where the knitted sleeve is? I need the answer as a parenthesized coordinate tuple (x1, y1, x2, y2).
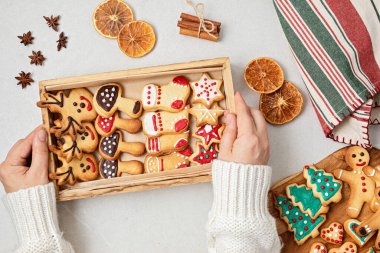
(5, 183, 75, 253)
(207, 160, 282, 253)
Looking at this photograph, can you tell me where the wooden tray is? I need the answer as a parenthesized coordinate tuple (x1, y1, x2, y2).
(269, 147, 380, 252)
(38, 57, 235, 201)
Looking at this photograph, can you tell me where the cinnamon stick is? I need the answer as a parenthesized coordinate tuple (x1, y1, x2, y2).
(180, 13, 221, 27)
(177, 20, 219, 35)
(179, 28, 219, 42)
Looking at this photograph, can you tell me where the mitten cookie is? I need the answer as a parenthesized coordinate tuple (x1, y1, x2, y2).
(333, 146, 375, 218)
(144, 147, 192, 173)
(49, 154, 99, 186)
(37, 88, 97, 140)
(189, 103, 224, 126)
(50, 122, 98, 162)
(95, 112, 141, 137)
(145, 131, 189, 156)
(142, 76, 190, 112)
(328, 242, 357, 253)
(193, 124, 224, 149)
(274, 194, 326, 245)
(99, 130, 145, 160)
(93, 83, 142, 118)
(304, 165, 342, 206)
(190, 73, 224, 108)
(320, 222, 344, 245)
(190, 143, 219, 165)
(286, 184, 329, 219)
(99, 158, 143, 179)
(309, 242, 327, 253)
(344, 219, 375, 247)
(142, 110, 189, 137)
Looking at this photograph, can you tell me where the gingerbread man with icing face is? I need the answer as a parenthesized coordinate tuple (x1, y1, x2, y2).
(333, 146, 375, 218)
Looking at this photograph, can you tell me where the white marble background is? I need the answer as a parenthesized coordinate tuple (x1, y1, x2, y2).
(1, 0, 378, 252)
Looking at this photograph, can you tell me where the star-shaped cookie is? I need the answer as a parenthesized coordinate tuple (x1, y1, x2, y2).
(189, 103, 224, 126)
(193, 124, 225, 149)
(190, 73, 224, 108)
(190, 142, 219, 165)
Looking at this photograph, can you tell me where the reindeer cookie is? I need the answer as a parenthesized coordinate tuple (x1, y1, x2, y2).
(95, 112, 141, 137)
(98, 130, 145, 160)
(145, 131, 189, 156)
(49, 154, 99, 186)
(50, 122, 98, 162)
(190, 73, 224, 108)
(333, 146, 375, 218)
(93, 83, 142, 118)
(142, 110, 189, 137)
(99, 158, 143, 178)
(144, 147, 192, 173)
(37, 88, 97, 140)
(142, 76, 190, 112)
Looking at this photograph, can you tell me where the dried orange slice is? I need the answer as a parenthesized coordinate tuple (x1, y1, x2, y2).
(117, 20, 156, 58)
(93, 0, 134, 39)
(244, 57, 284, 94)
(259, 81, 303, 125)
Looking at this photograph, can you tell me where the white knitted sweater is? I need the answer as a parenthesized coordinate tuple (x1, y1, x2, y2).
(5, 160, 281, 253)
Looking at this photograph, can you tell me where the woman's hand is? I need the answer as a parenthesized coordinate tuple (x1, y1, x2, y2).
(0, 126, 49, 193)
(219, 92, 270, 165)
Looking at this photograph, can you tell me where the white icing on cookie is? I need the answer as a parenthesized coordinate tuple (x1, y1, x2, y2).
(142, 84, 157, 107)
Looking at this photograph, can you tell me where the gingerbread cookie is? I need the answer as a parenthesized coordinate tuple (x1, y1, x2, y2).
(190, 73, 224, 108)
(190, 143, 219, 165)
(145, 131, 189, 156)
(328, 242, 357, 253)
(93, 83, 142, 118)
(366, 247, 375, 253)
(49, 154, 99, 186)
(344, 219, 375, 247)
(142, 76, 190, 112)
(50, 122, 98, 162)
(274, 194, 326, 245)
(99, 158, 143, 178)
(333, 146, 375, 218)
(320, 222, 344, 245)
(363, 165, 380, 211)
(286, 184, 329, 219)
(37, 88, 97, 140)
(142, 110, 189, 137)
(193, 124, 225, 149)
(304, 165, 342, 206)
(95, 112, 141, 137)
(309, 243, 327, 253)
(189, 103, 224, 126)
(98, 130, 145, 160)
(144, 147, 192, 173)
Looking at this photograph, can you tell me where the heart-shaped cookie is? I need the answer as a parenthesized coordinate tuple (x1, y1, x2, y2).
(328, 242, 357, 253)
(365, 247, 375, 253)
(321, 222, 343, 245)
(344, 219, 375, 247)
(309, 242, 327, 253)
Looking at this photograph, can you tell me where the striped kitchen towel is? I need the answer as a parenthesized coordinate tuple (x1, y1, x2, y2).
(273, 0, 380, 147)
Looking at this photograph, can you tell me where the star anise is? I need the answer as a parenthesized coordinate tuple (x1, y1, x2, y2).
(15, 71, 34, 89)
(29, 51, 46, 66)
(17, 31, 34, 46)
(57, 32, 68, 51)
(43, 15, 60, 32)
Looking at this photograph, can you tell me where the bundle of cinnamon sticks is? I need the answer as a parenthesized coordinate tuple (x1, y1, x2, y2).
(177, 13, 221, 42)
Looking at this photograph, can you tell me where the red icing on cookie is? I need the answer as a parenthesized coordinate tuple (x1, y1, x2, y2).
(80, 96, 92, 111)
(152, 114, 158, 131)
(195, 124, 223, 146)
(97, 116, 115, 133)
(175, 119, 188, 132)
(171, 100, 183, 109)
(179, 147, 192, 156)
(148, 137, 159, 152)
(173, 76, 189, 86)
(192, 143, 218, 164)
(86, 157, 96, 172)
(177, 164, 188, 169)
(175, 138, 188, 148)
(85, 125, 95, 140)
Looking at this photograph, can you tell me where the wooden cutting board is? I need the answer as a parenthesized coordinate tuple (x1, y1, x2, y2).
(269, 147, 380, 252)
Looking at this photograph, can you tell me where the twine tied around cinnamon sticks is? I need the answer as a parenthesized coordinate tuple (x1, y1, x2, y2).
(186, 0, 217, 39)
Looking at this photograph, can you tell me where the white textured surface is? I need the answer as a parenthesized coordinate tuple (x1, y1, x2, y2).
(0, 0, 377, 252)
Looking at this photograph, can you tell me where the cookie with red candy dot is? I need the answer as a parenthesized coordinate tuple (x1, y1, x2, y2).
(309, 242, 327, 253)
(320, 222, 344, 245)
(328, 241, 357, 253)
(190, 73, 224, 108)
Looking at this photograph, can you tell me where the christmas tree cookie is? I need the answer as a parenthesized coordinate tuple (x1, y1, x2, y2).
(286, 184, 329, 219)
(303, 165, 342, 206)
(274, 194, 326, 245)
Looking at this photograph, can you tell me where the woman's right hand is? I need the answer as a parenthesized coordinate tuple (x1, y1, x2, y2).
(218, 92, 270, 165)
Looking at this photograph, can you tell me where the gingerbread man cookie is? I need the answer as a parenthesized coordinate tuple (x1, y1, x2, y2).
(95, 112, 141, 137)
(99, 158, 143, 179)
(190, 143, 219, 165)
(142, 110, 189, 137)
(193, 124, 225, 149)
(93, 83, 142, 118)
(144, 147, 192, 173)
(50, 122, 98, 162)
(37, 88, 97, 140)
(328, 242, 357, 253)
(344, 219, 375, 247)
(333, 146, 375, 218)
(320, 222, 344, 245)
(142, 76, 190, 112)
(363, 165, 380, 211)
(49, 154, 99, 186)
(145, 131, 189, 156)
(189, 103, 224, 126)
(309, 242, 327, 253)
(190, 73, 224, 108)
